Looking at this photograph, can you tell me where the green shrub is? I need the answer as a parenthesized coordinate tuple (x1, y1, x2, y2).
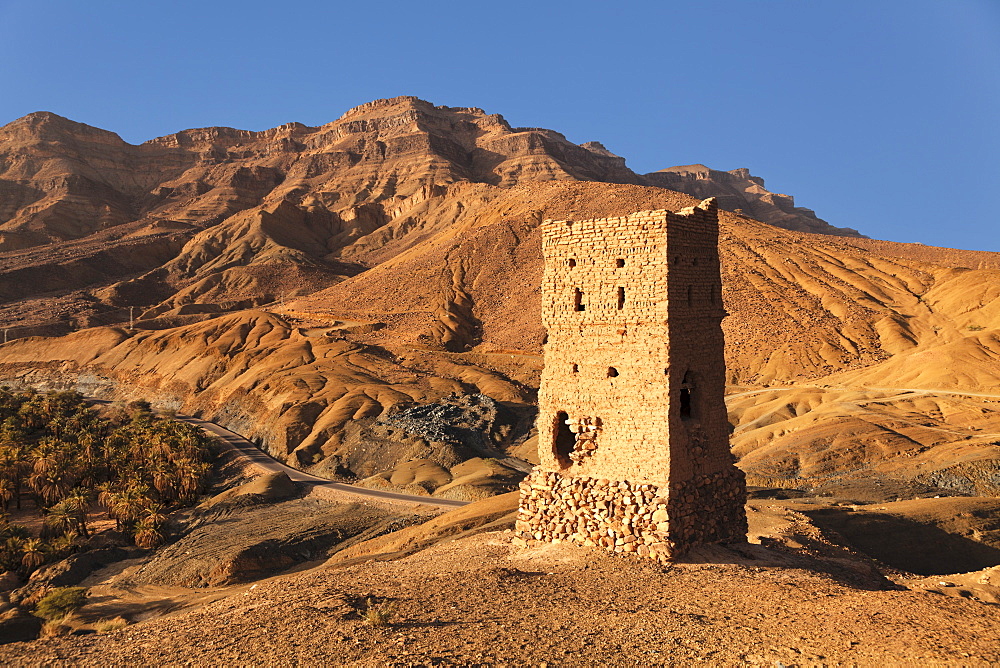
(34, 586, 89, 621)
(968, 324, 986, 331)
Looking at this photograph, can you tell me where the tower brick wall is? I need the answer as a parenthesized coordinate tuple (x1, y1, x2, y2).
(516, 197, 747, 561)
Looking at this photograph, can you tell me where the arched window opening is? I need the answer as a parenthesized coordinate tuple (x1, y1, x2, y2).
(617, 287, 625, 310)
(573, 288, 585, 312)
(680, 371, 695, 421)
(607, 367, 619, 378)
(553, 411, 575, 467)
(571, 363, 579, 374)
(568, 258, 577, 268)
(616, 258, 625, 268)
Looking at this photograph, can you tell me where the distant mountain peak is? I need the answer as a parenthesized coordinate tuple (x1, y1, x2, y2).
(646, 164, 863, 237)
(1, 111, 124, 142)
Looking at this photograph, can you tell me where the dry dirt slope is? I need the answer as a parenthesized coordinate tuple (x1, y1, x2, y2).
(2, 494, 1000, 665)
(3, 179, 1000, 497)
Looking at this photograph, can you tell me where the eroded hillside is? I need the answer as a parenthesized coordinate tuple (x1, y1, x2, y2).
(1, 98, 1000, 499)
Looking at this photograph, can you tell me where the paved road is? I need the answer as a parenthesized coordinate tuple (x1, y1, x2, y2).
(181, 416, 469, 509)
(88, 399, 467, 510)
(725, 385, 1000, 402)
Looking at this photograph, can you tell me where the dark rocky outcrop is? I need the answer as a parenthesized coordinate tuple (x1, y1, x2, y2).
(8, 548, 128, 607)
(0, 606, 42, 644)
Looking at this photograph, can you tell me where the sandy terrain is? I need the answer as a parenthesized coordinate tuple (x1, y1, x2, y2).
(3, 492, 1000, 665)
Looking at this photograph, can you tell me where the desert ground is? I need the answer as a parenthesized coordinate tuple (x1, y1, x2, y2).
(3, 487, 1000, 665)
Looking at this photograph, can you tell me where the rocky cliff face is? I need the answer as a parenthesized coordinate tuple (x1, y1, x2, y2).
(0, 97, 860, 337)
(0, 97, 655, 336)
(645, 164, 864, 237)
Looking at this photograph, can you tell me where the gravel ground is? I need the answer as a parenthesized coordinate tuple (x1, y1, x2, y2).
(4, 529, 1000, 666)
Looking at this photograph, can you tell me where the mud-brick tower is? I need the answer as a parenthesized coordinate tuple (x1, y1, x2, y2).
(516, 197, 747, 562)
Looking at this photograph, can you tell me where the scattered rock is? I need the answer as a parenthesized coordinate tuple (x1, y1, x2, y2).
(0, 608, 42, 645)
(10, 548, 127, 606)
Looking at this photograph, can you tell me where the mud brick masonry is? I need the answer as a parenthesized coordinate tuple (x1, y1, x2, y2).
(516, 198, 748, 561)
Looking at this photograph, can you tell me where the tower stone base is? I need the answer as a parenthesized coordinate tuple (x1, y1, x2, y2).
(516, 468, 747, 562)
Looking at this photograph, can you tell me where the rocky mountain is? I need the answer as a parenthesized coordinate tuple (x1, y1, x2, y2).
(1, 97, 999, 501)
(0, 97, 852, 338)
(645, 164, 864, 237)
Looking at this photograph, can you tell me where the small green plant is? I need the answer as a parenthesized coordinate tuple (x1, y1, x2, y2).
(361, 597, 396, 627)
(94, 616, 129, 634)
(968, 324, 986, 331)
(35, 586, 89, 621)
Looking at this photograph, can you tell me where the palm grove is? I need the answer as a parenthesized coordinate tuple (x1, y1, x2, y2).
(0, 388, 215, 574)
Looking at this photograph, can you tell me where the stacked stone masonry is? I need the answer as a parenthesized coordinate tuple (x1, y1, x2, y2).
(517, 198, 748, 560)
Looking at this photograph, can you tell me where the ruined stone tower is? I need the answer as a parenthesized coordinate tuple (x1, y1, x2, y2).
(516, 198, 747, 561)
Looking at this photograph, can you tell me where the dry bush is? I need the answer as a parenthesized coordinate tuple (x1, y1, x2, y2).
(361, 597, 396, 627)
(94, 616, 130, 634)
(40, 620, 71, 638)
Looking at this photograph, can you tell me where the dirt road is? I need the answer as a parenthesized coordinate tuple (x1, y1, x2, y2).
(181, 415, 468, 509)
(86, 399, 468, 510)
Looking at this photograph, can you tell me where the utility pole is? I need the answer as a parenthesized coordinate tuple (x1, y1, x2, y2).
(129, 306, 134, 329)
(2, 329, 7, 344)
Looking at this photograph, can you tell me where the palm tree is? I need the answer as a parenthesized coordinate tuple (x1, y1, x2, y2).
(43, 503, 76, 538)
(75, 431, 103, 487)
(62, 490, 91, 538)
(0, 477, 12, 513)
(133, 518, 165, 549)
(101, 484, 148, 532)
(0, 537, 24, 571)
(141, 503, 168, 528)
(21, 537, 45, 569)
(174, 459, 209, 502)
(0, 444, 28, 510)
(48, 533, 77, 559)
(150, 462, 178, 502)
(29, 463, 76, 508)
(147, 433, 174, 463)
(17, 401, 44, 432)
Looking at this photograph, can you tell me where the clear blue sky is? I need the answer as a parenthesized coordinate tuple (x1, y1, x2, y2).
(1, 0, 998, 251)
